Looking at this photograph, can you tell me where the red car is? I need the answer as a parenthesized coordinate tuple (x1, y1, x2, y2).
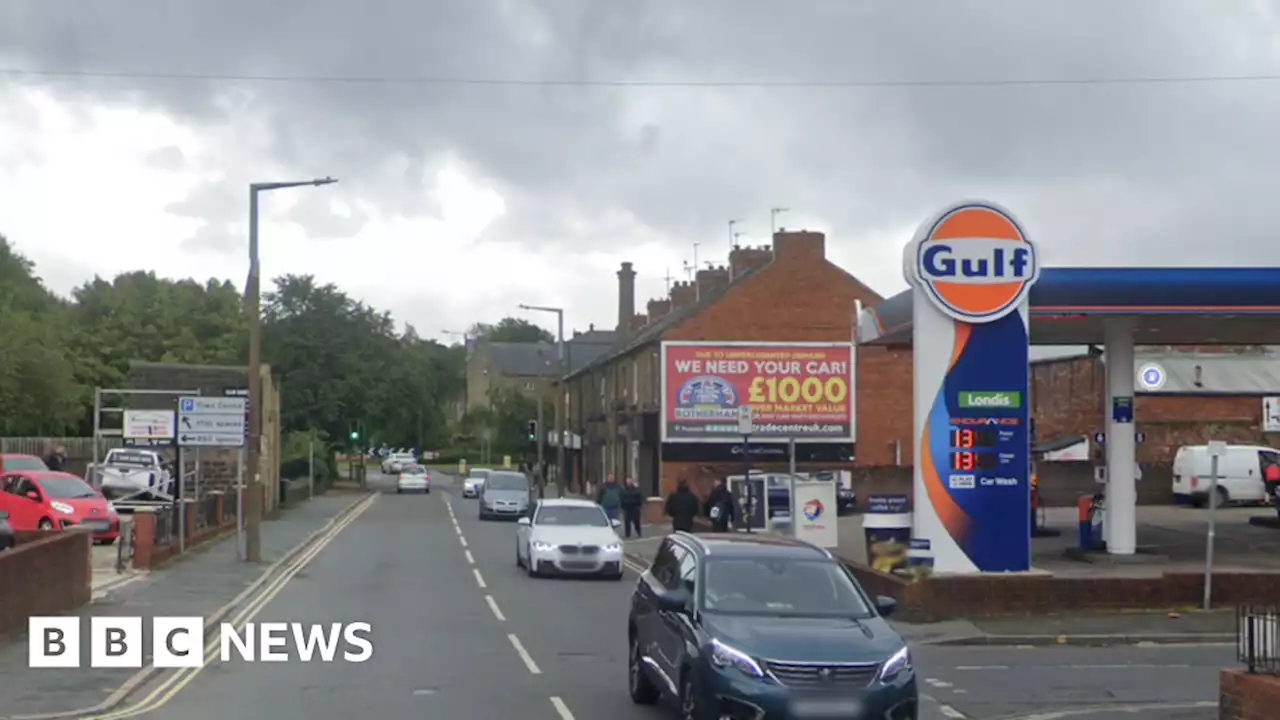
(0, 471, 120, 544)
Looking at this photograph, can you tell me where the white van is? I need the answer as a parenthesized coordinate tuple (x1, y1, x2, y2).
(1172, 444, 1280, 506)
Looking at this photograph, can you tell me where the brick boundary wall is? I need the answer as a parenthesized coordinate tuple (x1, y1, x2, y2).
(1220, 670, 1280, 719)
(0, 530, 91, 637)
(846, 563, 1280, 622)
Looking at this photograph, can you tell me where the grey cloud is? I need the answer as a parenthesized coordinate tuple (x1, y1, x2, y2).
(4, 0, 1280, 288)
(144, 145, 185, 171)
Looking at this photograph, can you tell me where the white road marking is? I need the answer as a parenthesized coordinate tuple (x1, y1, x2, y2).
(550, 696, 575, 719)
(465, 550, 474, 564)
(455, 525, 462, 535)
(459, 536, 468, 547)
(473, 569, 487, 588)
(485, 595, 506, 621)
(939, 704, 967, 719)
(925, 678, 952, 688)
(508, 633, 542, 674)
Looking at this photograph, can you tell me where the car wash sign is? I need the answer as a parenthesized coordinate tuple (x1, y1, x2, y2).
(905, 200, 1038, 574)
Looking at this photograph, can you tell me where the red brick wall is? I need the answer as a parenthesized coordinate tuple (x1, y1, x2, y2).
(0, 531, 91, 637)
(854, 346, 913, 466)
(657, 231, 882, 497)
(1031, 355, 1276, 463)
(1220, 669, 1280, 719)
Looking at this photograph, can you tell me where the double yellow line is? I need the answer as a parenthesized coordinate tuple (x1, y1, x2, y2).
(84, 493, 379, 719)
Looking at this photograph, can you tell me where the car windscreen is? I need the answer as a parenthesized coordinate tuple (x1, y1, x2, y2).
(484, 473, 528, 491)
(468, 469, 490, 480)
(2, 457, 47, 471)
(401, 465, 426, 475)
(536, 505, 609, 527)
(37, 476, 98, 499)
(702, 558, 873, 618)
(106, 452, 156, 468)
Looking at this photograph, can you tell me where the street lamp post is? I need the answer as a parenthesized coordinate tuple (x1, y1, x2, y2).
(245, 177, 337, 563)
(518, 304, 565, 497)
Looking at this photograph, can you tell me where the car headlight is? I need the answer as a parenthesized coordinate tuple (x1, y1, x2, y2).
(602, 543, 622, 553)
(106, 502, 117, 514)
(532, 541, 556, 552)
(709, 639, 764, 678)
(51, 502, 75, 516)
(878, 647, 912, 681)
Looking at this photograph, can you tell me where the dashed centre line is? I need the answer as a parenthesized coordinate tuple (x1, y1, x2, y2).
(485, 595, 506, 621)
(465, 550, 474, 564)
(473, 568, 487, 588)
(549, 696, 575, 719)
(508, 633, 542, 674)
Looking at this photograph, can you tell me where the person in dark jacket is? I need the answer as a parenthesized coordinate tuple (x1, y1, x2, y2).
(596, 474, 623, 521)
(620, 478, 645, 538)
(43, 444, 67, 472)
(665, 478, 700, 533)
(704, 478, 735, 532)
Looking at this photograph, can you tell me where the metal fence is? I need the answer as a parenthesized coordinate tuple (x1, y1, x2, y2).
(151, 505, 180, 549)
(0, 436, 120, 456)
(1237, 605, 1280, 674)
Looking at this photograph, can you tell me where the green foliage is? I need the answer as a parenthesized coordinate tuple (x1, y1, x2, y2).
(0, 234, 466, 445)
(459, 385, 552, 456)
(469, 317, 554, 343)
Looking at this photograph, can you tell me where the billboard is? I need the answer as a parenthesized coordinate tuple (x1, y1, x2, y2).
(660, 342, 854, 443)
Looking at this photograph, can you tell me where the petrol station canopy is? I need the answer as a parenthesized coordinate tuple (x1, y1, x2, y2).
(858, 267, 1280, 346)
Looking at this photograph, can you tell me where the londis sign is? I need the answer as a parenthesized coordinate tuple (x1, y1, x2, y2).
(909, 201, 1040, 324)
(660, 342, 854, 442)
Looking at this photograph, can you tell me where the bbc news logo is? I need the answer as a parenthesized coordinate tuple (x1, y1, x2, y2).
(29, 617, 373, 668)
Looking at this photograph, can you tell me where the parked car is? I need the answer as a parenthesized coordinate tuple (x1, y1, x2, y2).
(0, 454, 49, 473)
(628, 531, 916, 719)
(1173, 443, 1280, 507)
(0, 471, 120, 545)
(97, 448, 173, 502)
(0, 511, 14, 551)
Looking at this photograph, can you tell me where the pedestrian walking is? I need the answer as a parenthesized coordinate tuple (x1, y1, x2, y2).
(703, 478, 735, 533)
(665, 478, 699, 533)
(596, 473, 622, 522)
(43, 444, 66, 472)
(620, 478, 644, 538)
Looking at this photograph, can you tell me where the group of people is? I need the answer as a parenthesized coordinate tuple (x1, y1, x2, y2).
(594, 474, 741, 537)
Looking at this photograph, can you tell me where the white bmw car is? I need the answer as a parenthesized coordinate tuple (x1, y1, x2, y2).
(516, 498, 624, 579)
(461, 469, 490, 498)
(396, 465, 431, 494)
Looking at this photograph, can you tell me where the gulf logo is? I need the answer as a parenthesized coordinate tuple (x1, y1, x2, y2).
(909, 201, 1040, 323)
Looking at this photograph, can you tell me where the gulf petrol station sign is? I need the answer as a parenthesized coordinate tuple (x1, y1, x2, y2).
(906, 200, 1039, 574)
(660, 342, 853, 442)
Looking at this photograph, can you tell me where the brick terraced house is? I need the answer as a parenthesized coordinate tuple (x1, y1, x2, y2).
(561, 230, 884, 499)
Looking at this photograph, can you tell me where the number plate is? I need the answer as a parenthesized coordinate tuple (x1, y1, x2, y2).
(81, 521, 111, 532)
(789, 695, 865, 718)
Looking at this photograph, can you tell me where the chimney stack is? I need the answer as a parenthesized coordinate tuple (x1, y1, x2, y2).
(617, 262, 636, 343)
(773, 230, 825, 262)
(647, 298, 672, 323)
(729, 245, 774, 278)
(695, 265, 731, 299)
(631, 314, 648, 332)
(670, 281, 697, 310)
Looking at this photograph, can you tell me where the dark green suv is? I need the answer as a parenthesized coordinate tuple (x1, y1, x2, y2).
(627, 532, 917, 719)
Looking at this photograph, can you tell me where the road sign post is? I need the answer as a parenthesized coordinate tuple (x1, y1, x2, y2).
(178, 396, 247, 560)
(738, 407, 754, 533)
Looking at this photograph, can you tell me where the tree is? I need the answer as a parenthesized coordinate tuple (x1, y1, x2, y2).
(482, 386, 552, 456)
(469, 317, 554, 343)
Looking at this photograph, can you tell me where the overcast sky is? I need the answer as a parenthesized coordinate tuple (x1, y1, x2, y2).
(2, 0, 1277, 343)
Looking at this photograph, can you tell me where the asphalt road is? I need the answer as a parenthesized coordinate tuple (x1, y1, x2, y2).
(118, 472, 1228, 720)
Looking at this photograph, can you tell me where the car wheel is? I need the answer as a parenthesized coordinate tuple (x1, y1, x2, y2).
(628, 634, 661, 705)
(98, 538, 117, 546)
(526, 548, 540, 578)
(38, 518, 54, 531)
(516, 545, 524, 568)
(611, 572, 625, 581)
(1215, 486, 1230, 508)
(396, 488, 403, 494)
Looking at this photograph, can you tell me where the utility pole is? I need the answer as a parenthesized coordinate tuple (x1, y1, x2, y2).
(729, 218, 742, 252)
(518, 304, 566, 497)
(246, 177, 336, 563)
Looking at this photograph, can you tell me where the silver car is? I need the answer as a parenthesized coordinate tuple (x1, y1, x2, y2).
(478, 471, 530, 520)
(396, 465, 430, 494)
(462, 468, 490, 498)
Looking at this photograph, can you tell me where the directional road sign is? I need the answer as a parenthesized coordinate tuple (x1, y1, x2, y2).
(123, 409, 176, 440)
(178, 396, 246, 447)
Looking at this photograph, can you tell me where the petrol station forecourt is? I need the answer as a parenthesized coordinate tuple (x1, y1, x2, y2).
(857, 199, 1280, 572)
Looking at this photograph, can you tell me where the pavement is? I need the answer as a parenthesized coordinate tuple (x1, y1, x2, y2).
(0, 491, 371, 719)
(0, 472, 1236, 720)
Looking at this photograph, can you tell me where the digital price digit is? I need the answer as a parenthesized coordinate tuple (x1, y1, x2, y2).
(748, 376, 848, 404)
(951, 451, 997, 471)
(949, 428, 997, 449)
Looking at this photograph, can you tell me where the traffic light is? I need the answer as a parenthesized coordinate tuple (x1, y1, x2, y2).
(349, 420, 360, 441)
(526, 420, 538, 442)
